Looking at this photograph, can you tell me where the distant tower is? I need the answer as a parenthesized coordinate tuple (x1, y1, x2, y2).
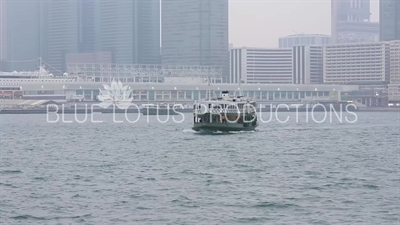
(162, 0, 229, 82)
(3, 0, 47, 71)
(47, 0, 96, 73)
(97, 0, 160, 65)
(331, 0, 379, 44)
(0, 0, 7, 70)
(380, 0, 400, 41)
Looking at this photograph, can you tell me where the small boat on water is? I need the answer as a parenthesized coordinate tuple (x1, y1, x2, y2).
(192, 91, 259, 132)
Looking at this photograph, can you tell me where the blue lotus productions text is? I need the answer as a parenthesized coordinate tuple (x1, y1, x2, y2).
(45, 103, 358, 124)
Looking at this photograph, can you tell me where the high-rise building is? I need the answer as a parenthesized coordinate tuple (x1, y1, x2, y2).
(380, 0, 400, 41)
(0, 0, 7, 69)
(279, 34, 331, 48)
(97, 0, 160, 65)
(162, 0, 229, 81)
(2, 0, 47, 71)
(323, 42, 390, 85)
(331, 0, 379, 44)
(292, 46, 324, 84)
(230, 48, 293, 84)
(47, 0, 95, 73)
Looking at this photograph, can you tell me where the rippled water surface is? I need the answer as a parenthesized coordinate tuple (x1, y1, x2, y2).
(0, 112, 399, 224)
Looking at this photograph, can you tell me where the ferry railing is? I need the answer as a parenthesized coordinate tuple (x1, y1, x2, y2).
(194, 108, 256, 114)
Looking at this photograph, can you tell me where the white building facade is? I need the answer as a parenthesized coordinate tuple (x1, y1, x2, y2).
(388, 40, 400, 102)
(230, 47, 324, 85)
(229, 48, 293, 84)
(292, 46, 324, 84)
(323, 42, 390, 85)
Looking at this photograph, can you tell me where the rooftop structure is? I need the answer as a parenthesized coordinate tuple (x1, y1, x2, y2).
(67, 63, 223, 83)
(331, 0, 379, 44)
(279, 34, 331, 48)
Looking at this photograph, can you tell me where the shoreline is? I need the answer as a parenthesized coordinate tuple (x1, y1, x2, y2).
(0, 108, 398, 114)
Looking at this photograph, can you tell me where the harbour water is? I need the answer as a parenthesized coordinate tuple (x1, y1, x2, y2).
(0, 112, 399, 224)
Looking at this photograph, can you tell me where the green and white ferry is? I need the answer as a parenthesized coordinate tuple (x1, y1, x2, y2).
(192, 90, 259, 132)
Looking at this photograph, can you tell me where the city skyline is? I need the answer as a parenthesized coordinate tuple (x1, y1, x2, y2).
(1, 0, 381, 49)
(229, 0, 380, 47)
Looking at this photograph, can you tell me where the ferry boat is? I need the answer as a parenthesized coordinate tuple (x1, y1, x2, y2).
(192, 90, 259, 132)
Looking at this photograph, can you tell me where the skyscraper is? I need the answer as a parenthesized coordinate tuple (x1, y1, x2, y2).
(97, 0, 160, 65)
(380, 0, 400, 41)
(0, 0, 7, 69)
(47, 0, 95, 73)
(2, 0, 47, 71)
(162, 0, 229, 81)
(331, 0, 379, 44)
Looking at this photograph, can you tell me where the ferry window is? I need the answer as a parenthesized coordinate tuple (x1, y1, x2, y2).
(193, 91, 199, 100)
(200, 91, 207, 99)
(186, 91, 192, 99)
(171, 91, 178, 99)
(149, 91, 155, 100)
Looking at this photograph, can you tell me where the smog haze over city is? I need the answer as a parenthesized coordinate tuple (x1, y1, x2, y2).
(0, 0, 399, 224)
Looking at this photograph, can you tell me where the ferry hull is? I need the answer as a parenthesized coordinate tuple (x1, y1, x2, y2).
(192, 123, 258, 132)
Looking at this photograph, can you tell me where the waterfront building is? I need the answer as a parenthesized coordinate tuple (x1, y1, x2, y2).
(279, 34, 331, 48)
(388, 41, 400, 103)
(323, 42, 390, 85)
(292, 46, 324, 85)
(230, 46, 324, 85)
(162, 0, 229, 81)
(1, 82, 358, 103)
(230, 48, 293, 84)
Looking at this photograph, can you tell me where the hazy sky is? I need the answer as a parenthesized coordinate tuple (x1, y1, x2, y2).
(229, 0, 380, 48)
